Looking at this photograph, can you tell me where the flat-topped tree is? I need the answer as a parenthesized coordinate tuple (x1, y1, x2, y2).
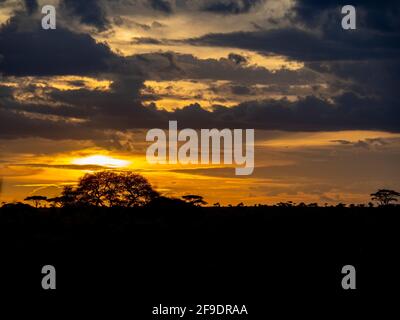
(58, 171, 158, 208)
(370, 189, 400, 206)
(24, 195, 47, 208)
(182, 195, 207, 207)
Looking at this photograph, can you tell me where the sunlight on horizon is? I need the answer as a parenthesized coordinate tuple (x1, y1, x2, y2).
(72, 155, 130, 168)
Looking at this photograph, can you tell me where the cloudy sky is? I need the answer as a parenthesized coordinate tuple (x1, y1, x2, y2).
(0, 0, 399, 205)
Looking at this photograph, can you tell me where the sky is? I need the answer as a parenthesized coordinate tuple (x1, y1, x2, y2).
(0, 0, 399, 205)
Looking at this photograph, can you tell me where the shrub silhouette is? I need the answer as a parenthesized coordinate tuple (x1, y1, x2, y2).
(370, 189, 400, 206)
(60, 171, 158, 207)
(182, 195, 207, 206)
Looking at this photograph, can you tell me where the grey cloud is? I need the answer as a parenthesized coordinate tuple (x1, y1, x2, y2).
(150, 0, 173, 13)
(24, 0, 38, 14)
(128, 52, 318, 85)
(331, 140, 352, 145)
(331, 138, 390, 149)
(131, 37, 164, 45)
(293, 0, 400, 33)
(231, 85, 252, 95)
(1, 1, 399, 144)
(227, 53, 247, 65)
(0, 15, 117, 76)
(184, 28, 400, 62)
(62, 0, 109, 31)
(2, 81, 399, 144)
(0, 107, 103, 140)
(306, 60, 400, 98)
(202, 0, 262, 14)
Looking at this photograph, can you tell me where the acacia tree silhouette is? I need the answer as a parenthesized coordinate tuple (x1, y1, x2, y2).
(370, 189, 400, 206)
(60, 171, 158, 207)
(24, 195, 47, 208)
(182, 195, 207, 206)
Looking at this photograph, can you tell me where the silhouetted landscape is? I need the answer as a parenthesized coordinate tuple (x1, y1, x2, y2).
(1, 171, 399, 313)
(2, 0, 400, 316)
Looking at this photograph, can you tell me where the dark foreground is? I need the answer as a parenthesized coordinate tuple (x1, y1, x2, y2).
(1, 205, 398, 316)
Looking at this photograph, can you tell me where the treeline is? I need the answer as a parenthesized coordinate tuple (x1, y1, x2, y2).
(1, 171, 399, 209)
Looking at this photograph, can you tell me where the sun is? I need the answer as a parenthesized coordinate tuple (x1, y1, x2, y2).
(72, 155, 130, 168)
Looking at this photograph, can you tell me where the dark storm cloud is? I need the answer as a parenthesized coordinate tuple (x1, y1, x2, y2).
(176, 0, 400, 133)
(184, 28, 400, 62)
(41, 77, 154, 126)
(227, 53, 247, 65)
(24, 0, 38, 14)
(288, 1, 400, 104)
(306, 60, 400, 98)
(0, 15, 116, 76)
(62, 0, 109, 31)
(1, 0, 399, 141)
(166, 93, 399, 132)
(202, 0, 261, 14)
(126, 52, 317, 85)
(1, 84, 399, 143)
(293, 0, 400, 32)
(231, 85, 251, 95)
(0, 107, 99, 140)
(0, 76, 163, 135)
(150, 0, 173, 13)
(2, 52, 399, 138)
(181, 0, 400, 62)
(131, 37, 164, 45)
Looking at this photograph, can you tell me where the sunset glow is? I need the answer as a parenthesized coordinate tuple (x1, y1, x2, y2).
(72, 155, 130, 168)
(0, 0, 399, 206)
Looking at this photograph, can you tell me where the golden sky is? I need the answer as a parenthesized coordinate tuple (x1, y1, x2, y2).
(1, 129, 400, 205)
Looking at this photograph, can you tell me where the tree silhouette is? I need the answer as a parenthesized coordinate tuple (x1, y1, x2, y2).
(120, 172, 159, 207)
(182, 195, 207, 206)
(370, 189, 400, 206)
(47, 197, 63, 208)
(368, 202, 374, 208)
(24, 195, 47, 208)
(277, 201, 294, 208)
(60, 185, 78, 207)
(59, 171, 158, 207)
